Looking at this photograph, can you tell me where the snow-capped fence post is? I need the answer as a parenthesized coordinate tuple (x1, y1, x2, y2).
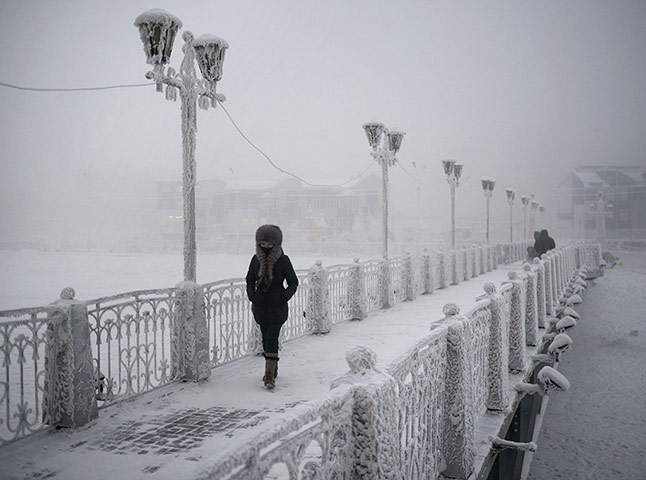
(480, 283, 510, 412)
(485, 246, 492, 272)
(522, 264, 538, 346)
(379, 258, 394, 309)
(403, 253, 416, 301)
(43, 287, 98, 428)
(174, 281, 211, 381)
(439, 303, 477, 479)
(450, 250, 459, 285)
(422, 249, 434, 294)
(307, 260, 331, 333)
(438, 251, 447, 289)
(533, 257, 546, 328)
(462, 248, 469, 281)
(479, 246, 486, 275)
(347, 258, 367, 321)
(471, 247, 478, 278)
(492, 244, 499, 269)
(543, 253, 554, 316)
(330, 346, 402, 480)
(503, 272, 526, 372)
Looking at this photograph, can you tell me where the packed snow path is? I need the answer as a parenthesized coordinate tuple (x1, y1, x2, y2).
(0, 262, 520, 480)
(528, 253, 646, 480)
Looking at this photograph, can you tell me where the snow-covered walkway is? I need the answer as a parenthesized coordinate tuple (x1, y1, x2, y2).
(0, 262, 519, 480)
(528, 253, 646, 479)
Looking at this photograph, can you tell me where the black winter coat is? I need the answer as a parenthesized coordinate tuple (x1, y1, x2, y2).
(246, 253, 298, 308)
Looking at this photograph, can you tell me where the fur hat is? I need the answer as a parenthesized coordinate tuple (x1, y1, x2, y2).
(255, 224, 283, 246)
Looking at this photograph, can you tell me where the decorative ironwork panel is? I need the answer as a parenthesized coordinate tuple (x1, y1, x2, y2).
(282, 270, 312, 340)
(466, 302, 492, 415)
(327, 264, 354, 325)
(412, 254, 426, 297)
(203, 279, 258, 366)
(86, 289, 181, 408)
(363, 260, 382, 313)
(387, 331, 447, 480)
(390, 257, 405, 303)
(201, 385, 355, 480)
(0, 306, 63, 446)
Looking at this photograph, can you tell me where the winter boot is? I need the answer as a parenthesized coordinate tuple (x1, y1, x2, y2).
(263, 353, 279, 389)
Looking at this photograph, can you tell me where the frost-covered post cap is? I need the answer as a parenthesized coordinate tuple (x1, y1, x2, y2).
(443, 302, 460, 317)
(346, 345, 377, 374)
(507, 271, 518, 280)
(60, 287, 75, 300)
(483, 282, 496, 295)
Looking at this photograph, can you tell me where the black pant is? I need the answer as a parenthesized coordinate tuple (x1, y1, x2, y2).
(252, 303, 288, 354)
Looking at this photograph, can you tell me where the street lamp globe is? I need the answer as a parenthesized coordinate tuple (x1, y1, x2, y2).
(386, 129, 405, 154)
(453, 163, 463, 180)
(134, 9, 183, 90)
(506, 189, 515, 201)
(442, 159, 456, 176)
(362, 122, 385, 149)
(193, 34, 229, 91)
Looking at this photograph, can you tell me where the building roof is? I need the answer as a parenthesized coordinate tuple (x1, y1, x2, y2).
(572, 166, 646, 188)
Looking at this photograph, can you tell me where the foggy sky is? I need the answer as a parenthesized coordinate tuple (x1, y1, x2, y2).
(1, 0, 645, 240)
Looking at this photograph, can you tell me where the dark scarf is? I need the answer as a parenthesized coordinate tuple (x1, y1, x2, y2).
(255, 245, 283, 292)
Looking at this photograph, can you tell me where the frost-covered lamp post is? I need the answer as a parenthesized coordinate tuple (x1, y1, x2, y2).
(538, 204, 545, 229)
(362, 122, 405, 259)
(589, 191, 613, 249)
(521, 195, 529, 240)
(134, 9, 228, 282)
(481, 178, 495, 244)
(529, 195, 539, 239)
(412, 161, 428, 256)
(442, 159, 464, 249)
(506, 189, 515, 243)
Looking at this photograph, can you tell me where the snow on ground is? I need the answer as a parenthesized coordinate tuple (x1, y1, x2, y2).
(528, 250, 646, 479)
(0, 262, 516, 480)
(0, 249, 352, 310)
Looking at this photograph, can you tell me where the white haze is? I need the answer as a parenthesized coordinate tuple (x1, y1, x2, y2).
(1, 0, 645, 248)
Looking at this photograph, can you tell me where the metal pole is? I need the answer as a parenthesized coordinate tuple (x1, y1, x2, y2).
(180, 51, 198, 282)
(523, 207, 527, 241)
(509, 202, 513, 243)
(382, 158, 389, 258)
(486, 195, 490, 244)
(451, 182, 456, 249)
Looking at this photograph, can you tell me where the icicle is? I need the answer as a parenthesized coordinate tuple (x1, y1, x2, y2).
(165, 85, 177, 102)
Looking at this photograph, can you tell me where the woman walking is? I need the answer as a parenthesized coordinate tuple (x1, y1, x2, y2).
(246, 225, 298, 389)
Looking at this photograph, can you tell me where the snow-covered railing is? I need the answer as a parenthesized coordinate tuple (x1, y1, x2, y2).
(0, 239, 532, 449)
(203, 279, 259, 366)
(196, 240, 591, 480)
(193, 384, 355, 480)
(86, 288, 182, 407)
(0, 306, 63, 446)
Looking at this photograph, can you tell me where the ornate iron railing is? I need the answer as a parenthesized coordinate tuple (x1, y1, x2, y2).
(197, 384, 355, 480)
(327, 264, 354, 325)
(363, 260, 382, 312)
(281, 270, 311, 341)
(203, 279, 258, 366)
(390, 256, 405, 302)
(466, 300, 492, 415)
(0, 306, 63, 446)
(386, 329, 447, 479)
(86, 288, 181, 409)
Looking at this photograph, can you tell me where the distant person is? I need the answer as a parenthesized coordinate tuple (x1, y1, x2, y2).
(535, 229, 556, 257)
(245, 225, 298, 389)
(528, 231, 541, 259)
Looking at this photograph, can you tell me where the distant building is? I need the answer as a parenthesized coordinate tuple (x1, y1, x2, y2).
(555, 166, 646, 239)
(156, 175, 381, 249)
